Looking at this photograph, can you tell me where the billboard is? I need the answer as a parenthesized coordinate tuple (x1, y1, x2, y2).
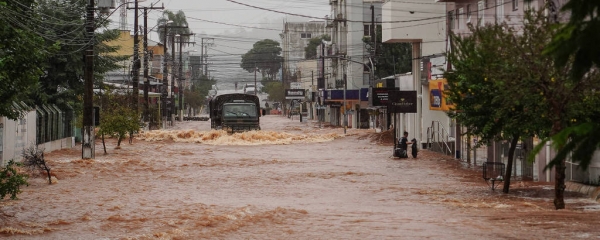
(429, 78, 453, 111)
(388, 91, 417, 113)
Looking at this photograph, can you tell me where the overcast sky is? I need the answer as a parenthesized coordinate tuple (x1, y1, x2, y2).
(107, 0, 330, 85)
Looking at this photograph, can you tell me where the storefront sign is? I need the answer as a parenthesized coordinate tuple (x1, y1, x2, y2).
(429, 78, 453, 111)
(285, 89, 305, 99)
(388, 91, 417, 113)
(372, 88, 397, 106)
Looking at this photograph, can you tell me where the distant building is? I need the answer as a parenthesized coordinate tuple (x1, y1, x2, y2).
(280, 21, 328, 79)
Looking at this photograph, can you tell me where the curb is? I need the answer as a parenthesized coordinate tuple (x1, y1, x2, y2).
(565, 181, 600, 201)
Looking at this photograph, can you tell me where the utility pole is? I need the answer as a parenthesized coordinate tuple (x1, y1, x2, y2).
(343, 72, 347, 134)
(141, 4, 164, 123)
(143, 7, 148, 122)
(82, 0, 95, 159)
(200, 38, 214, 76)
(161, 24, 186, 127)
(131, 0, 140, 112)
(254, 63, 257, 96)
(171, 33, 175, 124)
(177, 34, 195, 121)
(161, 22, 170, 129)
(319, 42, 325, 128)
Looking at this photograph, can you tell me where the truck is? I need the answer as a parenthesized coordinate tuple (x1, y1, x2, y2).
(209, 93, 261, 132)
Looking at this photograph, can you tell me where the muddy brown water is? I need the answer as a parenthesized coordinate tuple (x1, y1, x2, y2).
(1, 115, 599, 239)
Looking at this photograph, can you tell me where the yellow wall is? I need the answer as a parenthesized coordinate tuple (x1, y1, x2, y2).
(104, 30, 134, 57)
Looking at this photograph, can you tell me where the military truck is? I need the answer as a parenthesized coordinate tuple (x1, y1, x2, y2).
(209, 93, 261, 132)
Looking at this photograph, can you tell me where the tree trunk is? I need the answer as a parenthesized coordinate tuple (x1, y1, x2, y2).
(466, 133, 472, 165)
(102, 133, 107, 154)
(503, 135, 520, 193)
(550, 119, 566, 209)
(44, 165, 52, 184)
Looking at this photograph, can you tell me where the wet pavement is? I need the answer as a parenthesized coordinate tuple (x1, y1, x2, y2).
(1, 115, 599, 239)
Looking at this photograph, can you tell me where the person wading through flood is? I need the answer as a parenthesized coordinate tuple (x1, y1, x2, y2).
(397, 131, 412, 158)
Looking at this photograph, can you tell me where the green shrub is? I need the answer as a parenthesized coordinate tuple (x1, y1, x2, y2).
(0, 160, 29, 200)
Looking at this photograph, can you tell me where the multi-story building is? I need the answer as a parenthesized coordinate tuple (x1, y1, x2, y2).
(280, 21, 328, 73)
(324, 0, 384, 128)
(382, 0, 598, 184)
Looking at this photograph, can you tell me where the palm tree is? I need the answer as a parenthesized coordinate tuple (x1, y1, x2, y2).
(157, 10, 191, 48)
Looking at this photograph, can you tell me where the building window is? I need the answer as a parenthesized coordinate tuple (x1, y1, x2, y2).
(467, 4, 471, 23)
(478, 1, 484, 25)
(448, 10, 455, 29)
(458, 8, 464, 29)
(496, 0, 504, 23)
(300, 33, 312, 39)
(363, 24, 381, 37)
(512, 0, 518, 10)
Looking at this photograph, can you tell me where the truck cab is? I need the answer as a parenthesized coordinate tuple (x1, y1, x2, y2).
(209, 93, 261, 132)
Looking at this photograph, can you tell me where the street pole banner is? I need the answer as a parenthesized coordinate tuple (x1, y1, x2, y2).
(285, 89, 305, 99)
(388, 90, 417, 113)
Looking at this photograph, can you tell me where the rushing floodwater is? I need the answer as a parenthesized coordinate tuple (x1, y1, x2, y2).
(1, 115, 599, 239)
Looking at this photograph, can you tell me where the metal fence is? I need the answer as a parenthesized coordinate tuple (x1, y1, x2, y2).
(458, 133, 536, 181)
(36, 104, 74, 145)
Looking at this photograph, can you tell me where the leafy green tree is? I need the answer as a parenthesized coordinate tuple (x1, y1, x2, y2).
(448, 8, 600, 208)
(97, 88, 142, 153)
(0, 0, 48, 119)
(363, 27, 412, 79)
(527, 0, 600, 184)
(241, 39, 283, 80)
(32, 0, 127, 114)
(305, 35, 330, 59)
(446, 14, 550, 194)
(157, 10, 191, 49)
(261, 80, 285, 103)
(187, 74, 216, 113)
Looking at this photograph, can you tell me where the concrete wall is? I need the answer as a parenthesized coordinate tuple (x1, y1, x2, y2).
(297, 60, 319, 91)
(1, 111, 36, 166)
(2, 109, 75, 166)
(382, 1, 447, 56)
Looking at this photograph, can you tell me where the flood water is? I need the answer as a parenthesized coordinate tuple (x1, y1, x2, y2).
(2, 115, 600, 239)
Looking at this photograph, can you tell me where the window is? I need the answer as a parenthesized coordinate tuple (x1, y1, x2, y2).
(466, 5, 472, 23)
(478, 1, 484, 25)
(526, 0, 537, 11)
(448, 10, 455, 29)
(512, 0, 518, 10)
(458, 8, 464, 29)
(496, 0, 504, 23)
(364, 25, 370, 36)
(300, 33, 312, 39)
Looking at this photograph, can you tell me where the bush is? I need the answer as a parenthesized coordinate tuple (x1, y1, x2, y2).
(0, 160, 29, 200)
(22, 145, 52, 185)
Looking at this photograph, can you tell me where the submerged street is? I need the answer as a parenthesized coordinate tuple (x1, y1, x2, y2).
(1, 115, 600, 239)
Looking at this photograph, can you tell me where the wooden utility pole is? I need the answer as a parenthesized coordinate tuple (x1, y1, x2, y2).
(141, 4, 164, 122)
(82, 0, 95, 159)
(131, 0, 140, 112)
(176, 34, 195, 121)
